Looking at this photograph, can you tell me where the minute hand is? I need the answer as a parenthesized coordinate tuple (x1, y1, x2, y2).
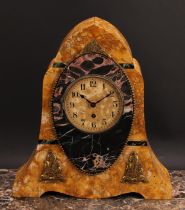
(95, 92, 113, 104)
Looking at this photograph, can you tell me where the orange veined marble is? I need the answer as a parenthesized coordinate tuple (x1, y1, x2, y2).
(13, 17, 172, 199)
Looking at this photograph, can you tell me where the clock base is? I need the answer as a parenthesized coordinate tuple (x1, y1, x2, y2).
(13, 143, 172, 199)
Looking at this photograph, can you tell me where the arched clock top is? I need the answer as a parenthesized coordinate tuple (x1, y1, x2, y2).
(55, 17, 133, 64)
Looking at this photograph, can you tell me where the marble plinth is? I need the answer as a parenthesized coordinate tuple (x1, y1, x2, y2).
(1, 169, 185, 210)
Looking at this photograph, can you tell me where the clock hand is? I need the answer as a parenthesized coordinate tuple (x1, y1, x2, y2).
(95, 92, 113, 104)
(79, 94, 95, 105)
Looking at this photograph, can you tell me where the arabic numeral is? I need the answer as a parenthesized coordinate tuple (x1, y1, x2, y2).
(70, 102, 75, 108)
(102, 119, 107, 125)
(81, 84, 85, 90)
(81, 119, 85, 126)
(92, 122, 96, 128)
(90, 80, 96, 87)
(109, 90, 114, 97)
(73, 112, 78, 118)
(72, 92, 79, 97)
(113, 101, 118, 107)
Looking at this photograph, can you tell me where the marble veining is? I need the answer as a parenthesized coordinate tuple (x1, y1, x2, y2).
(52, 53, 134, 175)
(1, 169, 185, 210)
(12, 17, 172, 199)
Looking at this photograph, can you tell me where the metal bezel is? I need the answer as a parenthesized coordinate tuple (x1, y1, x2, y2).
(62, 74, 124, 134)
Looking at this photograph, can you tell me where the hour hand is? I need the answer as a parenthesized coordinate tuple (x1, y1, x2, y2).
(80, 94, 96, 108)
(80, 94, 93, 104)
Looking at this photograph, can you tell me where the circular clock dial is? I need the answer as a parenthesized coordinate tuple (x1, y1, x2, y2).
(63, 75, 124, 133)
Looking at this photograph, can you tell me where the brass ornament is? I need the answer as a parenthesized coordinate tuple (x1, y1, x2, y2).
(40, 150, 63, 182)
(122, 152, 147, 183)
(82, 40, 107, 55)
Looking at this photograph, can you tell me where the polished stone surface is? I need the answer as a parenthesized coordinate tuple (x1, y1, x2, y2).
(0, 169, 185, 210)
(14, 17, 171, 199)
(52, 52, 134, 175)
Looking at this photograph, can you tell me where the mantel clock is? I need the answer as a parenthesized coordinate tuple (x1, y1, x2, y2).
(13, 17, 172, 199)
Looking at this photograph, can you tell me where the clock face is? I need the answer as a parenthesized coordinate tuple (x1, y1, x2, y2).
(63, 75, 123, 133)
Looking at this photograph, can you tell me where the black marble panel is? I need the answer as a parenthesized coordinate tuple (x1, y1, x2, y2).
(52, 53, 134, 175)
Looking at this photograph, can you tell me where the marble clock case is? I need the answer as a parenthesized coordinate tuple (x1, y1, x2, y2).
(13, 17, 172, 199)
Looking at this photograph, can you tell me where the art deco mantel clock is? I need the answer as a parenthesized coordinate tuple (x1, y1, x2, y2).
(13, 17, 172, 199)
